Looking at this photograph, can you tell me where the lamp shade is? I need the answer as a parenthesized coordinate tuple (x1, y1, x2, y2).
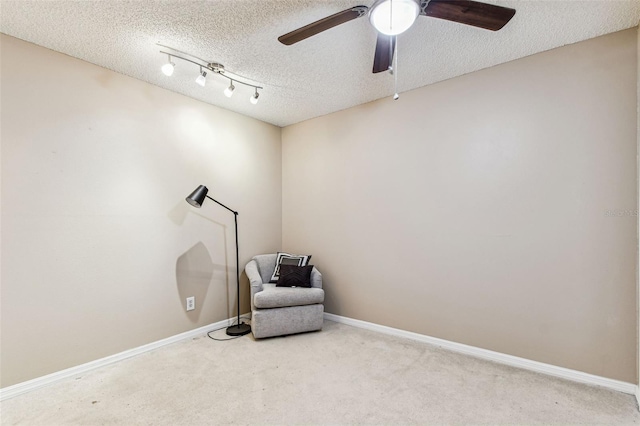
(186, 185, 208, 208)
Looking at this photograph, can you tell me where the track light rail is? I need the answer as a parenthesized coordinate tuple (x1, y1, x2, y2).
(157, 43, 263, 104)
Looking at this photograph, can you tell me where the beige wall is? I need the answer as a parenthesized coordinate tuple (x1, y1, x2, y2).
(0, 35, 282, 387)
(283, 29, 638, 382)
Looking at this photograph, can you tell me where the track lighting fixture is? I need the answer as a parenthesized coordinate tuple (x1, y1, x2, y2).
(158, 44, 264, 105)
(224, 80, 235, 98)
(195, 67, 207, 87)
(250, 88, 260, 105)
(161, 54, 175, 76)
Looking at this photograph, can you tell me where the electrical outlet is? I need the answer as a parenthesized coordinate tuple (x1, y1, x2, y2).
(186, 296, 195, 311)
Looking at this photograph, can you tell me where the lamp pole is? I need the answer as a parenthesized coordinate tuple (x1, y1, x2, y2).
(186, 185, 251, 337)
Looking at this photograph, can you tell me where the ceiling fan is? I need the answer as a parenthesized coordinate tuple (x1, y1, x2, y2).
(278, 0, 516, 74)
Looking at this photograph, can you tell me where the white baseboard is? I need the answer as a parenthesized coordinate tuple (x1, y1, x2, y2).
(3, 313, 635, 401)
(0, 314, 251, 401)
(324, 312, 638, 395)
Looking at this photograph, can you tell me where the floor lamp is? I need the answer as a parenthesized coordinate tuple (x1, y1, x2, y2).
(185, 185, 251, 337)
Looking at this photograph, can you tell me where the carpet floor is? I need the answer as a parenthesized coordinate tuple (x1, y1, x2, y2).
(1, 320, 639, 425)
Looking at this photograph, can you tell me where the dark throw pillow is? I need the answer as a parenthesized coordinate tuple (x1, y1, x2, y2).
(269, 252, 312, 283)
(276, 264, 313, 288)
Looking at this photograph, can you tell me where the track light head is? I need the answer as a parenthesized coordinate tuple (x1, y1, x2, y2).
(195, 68, 207, 87)
(250, 89, 260, 105)
(161, 55, 175, 76)
(224, 81, 235, 98)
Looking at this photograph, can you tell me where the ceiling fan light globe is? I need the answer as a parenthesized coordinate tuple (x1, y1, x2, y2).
(370, 0, 420, 36)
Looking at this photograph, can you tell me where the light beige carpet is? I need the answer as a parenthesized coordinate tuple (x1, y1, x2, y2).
(1, 320, 638, 425)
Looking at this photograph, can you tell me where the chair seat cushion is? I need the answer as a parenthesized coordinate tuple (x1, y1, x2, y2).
(253, 284, 325, 309)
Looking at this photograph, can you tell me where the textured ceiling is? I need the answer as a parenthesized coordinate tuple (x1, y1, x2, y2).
(1, 1, 638, 127)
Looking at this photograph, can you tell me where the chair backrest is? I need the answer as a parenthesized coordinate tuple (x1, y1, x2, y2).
(252, 254, 277, 283)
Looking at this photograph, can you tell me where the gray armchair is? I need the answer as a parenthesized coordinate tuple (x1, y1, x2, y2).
(245, 254, 324, 338)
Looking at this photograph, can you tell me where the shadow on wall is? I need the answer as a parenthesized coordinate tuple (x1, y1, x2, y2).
(173, 198, 239, 321)
(168, 200, 190, 226)
(176, 242, 216, 322)
(324, 282, 340, 316)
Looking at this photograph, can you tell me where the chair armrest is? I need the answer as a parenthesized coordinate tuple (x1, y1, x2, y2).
(310, 267, 322, 289)
(245, 260, 264, 309)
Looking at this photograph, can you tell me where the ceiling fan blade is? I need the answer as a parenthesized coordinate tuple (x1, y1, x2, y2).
(278, 6, 368, 45)
(372, 34, 396, 74)
(422, 0, 516, 31)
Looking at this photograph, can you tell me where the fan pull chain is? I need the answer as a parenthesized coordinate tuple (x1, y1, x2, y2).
(393, 37, 399, 100)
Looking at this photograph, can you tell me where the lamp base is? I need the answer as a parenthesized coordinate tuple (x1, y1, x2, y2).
(226, 323, 251, 336)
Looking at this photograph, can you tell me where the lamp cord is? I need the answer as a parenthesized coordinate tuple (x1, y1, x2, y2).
(394, 37, 399, 100)
(207, 318, 251, 341)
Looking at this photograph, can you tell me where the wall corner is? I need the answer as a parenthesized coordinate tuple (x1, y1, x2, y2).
(636, 23, 640, 409)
